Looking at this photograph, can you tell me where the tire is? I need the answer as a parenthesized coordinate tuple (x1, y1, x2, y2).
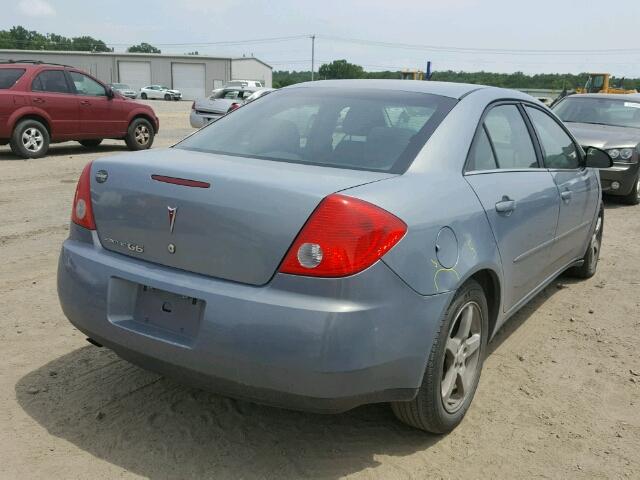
(567, 208, 603, 279)
(9, 119, 50, 159)
(164, 94, 171, 101)
(140, 93, 147, 99)
(125, 118, 154, 151)
(392, 279, 489, 433)
(621, 176, 640, 205)
(79, 139, 103, 148)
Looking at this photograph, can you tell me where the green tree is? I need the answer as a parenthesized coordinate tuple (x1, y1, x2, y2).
(127, 42, 161, 54)
(0, 26, 110, 52)
(318, 59, 364, 79)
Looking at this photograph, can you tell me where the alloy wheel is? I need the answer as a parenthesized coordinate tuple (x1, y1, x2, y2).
(21, 127, 44, 153)
(134, 124, 150, 146)
(441, 301, 483, 413)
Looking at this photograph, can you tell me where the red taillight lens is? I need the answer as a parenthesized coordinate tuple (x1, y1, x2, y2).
(279, 194, 407, 277)
(227, 102, 240, 113)
(71, 161, 96, 230)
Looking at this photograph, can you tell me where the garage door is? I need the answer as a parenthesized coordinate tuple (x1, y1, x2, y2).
(118, 61, 151, 93)
(172, 63, 205, 100)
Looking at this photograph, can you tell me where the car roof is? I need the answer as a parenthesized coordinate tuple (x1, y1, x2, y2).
(285, 79, 496, 100)
(565, 93, 640, 102)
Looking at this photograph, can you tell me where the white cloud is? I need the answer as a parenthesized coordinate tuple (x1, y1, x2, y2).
(17, 0, 56, 17)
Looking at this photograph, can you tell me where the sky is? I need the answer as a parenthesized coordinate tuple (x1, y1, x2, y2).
(4, 0, 640, 76)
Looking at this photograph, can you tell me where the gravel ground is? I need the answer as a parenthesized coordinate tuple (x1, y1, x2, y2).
(1, 100, 639, 479)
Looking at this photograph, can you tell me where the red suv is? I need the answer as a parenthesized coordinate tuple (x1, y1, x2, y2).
(0, 61, 159, 159)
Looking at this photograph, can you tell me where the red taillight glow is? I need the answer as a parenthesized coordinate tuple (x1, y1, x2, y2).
(279, 194, 407, 277)
(227, 102, 241, 113)
(71, 161, 96, 230)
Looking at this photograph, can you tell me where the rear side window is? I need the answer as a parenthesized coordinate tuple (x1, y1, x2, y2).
(525, 107, 580, 169)
(0, 68, 25, 89)
(484, 105, 538, 169)
(467, 127, 498, 171)
(32, 70, 70, 94)
(177, 88, 457, 173)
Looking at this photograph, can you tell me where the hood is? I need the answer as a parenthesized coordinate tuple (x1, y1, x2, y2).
(565, 122, 640, 149)
(194, 97, 237, 114)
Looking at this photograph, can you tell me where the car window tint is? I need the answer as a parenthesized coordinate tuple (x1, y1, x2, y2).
(525, 107, 580, 169)
(32, 70, 70, 94)
(484, 105, 538, 169)
(177, 88, 456, 173)
(70, 72, 106, 96)
(467, 126, 498, 171)
(0, 68, 26, 89)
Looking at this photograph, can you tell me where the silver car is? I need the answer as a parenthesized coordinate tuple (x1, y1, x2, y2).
(58, 80, 610, 433)
(190, 87, 260, 128)
(109, 83, 137, 99)
(140, 85, 182, 101)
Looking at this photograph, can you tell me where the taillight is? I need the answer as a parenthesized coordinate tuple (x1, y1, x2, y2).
(279, 194, 407, 277)
(227, 102, 240, 113)
(71, 161, 96, 230)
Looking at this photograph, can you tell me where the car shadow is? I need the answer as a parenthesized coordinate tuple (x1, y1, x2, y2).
(15, 278, 570, 479)
(0, 143, 129, 161)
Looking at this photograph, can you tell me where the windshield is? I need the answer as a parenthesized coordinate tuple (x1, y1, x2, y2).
(210, 89, 254, 100)
(177, 87, 456, 173)
(553, 97, 640, 129)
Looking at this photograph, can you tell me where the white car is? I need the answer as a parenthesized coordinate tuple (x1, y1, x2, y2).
(140, 85, 182, 101)
(223, 80, 263, 89)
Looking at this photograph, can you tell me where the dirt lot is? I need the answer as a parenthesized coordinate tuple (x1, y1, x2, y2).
(1, 100, 639, 479)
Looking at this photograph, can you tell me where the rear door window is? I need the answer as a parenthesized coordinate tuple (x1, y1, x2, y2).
(0, 68, 25, 89)
(483, 105, 539, 169)
(177, 88, 457, 173)
(32, 70, 71, 94)
(467, 126, 498, 171)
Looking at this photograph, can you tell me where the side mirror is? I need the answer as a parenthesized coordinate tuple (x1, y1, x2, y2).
(106, 86, 114, 99)
(584, 146, 613, 168)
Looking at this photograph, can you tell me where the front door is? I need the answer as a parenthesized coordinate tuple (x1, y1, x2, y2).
(68, 71, 125, 137)
(524, 106, 598, 271)
(465, 104, 561, 314)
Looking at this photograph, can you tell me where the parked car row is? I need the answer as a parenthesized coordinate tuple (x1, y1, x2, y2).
(107, 83, 183, 101)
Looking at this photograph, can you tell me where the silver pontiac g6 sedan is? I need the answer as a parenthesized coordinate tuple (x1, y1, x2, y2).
(57, 80, 611, 433)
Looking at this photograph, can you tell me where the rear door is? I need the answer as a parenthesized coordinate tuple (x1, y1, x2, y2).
(465, 103, 561, 313)
(68, 71, 124, 137)
(524, 105, 597, 270)
(29, 69, 78, 137)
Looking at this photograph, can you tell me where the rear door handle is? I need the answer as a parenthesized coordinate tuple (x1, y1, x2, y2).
(80, 100, 90, 105)
(495, 196, 516, 214)
(561, 190, 573, 201)
(33, 97, 45, 104)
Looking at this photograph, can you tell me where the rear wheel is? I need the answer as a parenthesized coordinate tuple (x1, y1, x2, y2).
(79, 139, 103, 148)
(568, 209, 603, 279)
(9, 119, 50, 159)
(125, 118, 154, 150)
(164, 94, 171, 101)
(140, 92, 147, 99)
(391, 279, 488, 433)
(621, 176, 640, 205)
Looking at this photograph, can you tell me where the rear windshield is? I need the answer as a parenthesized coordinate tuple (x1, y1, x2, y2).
(0, 68, 26, 89)
(177, 87, 457, 173)
(553, 97, 640, 129)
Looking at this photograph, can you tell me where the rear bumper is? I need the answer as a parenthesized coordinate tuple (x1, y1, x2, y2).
(599, 163, 639, 196)
(57, 226, 453, 413)
(190, 110, 222, 128)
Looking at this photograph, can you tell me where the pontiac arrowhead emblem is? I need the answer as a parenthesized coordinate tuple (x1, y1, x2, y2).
(167, 206, 177, 233)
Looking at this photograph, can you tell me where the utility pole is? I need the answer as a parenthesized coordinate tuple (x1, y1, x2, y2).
(310, 34, 316, 81)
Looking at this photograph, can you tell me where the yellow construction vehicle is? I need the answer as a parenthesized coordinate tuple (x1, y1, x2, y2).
(575, 73, 637, 94)
(401, 69, 424, 81)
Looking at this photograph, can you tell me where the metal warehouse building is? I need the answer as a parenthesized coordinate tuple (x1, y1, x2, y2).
(0, 49, 272, 100)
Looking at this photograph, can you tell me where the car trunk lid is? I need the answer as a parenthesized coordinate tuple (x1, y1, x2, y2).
(91, 148, 394, 285)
